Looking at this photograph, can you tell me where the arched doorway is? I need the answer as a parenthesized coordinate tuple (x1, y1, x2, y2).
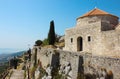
(77, 37, 83, 51)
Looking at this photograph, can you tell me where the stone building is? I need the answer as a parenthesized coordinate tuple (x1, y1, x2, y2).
(65, 8, 120, 57)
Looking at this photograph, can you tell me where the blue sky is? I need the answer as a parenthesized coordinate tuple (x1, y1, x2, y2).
(0, 0, 120, 53)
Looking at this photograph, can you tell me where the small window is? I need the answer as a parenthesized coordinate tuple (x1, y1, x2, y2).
(71, 38, 73, 43)
(88, 36, 91, 42)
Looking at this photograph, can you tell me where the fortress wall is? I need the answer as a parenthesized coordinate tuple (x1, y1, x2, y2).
(84, 54, 120, 79)
(97, 31, 120, 57)
(31, 47, 120, 79)
(32, 47, 81, 79)
(32, 47, 52, 68)
(58, 50, 80, 79)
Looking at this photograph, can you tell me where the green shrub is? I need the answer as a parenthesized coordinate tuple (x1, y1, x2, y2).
(42, 38, 49, 45)
(35, 40, 43, 46)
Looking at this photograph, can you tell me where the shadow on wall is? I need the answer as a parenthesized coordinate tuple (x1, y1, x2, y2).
(51, 52, 60, 69)
(77, 56, 84, 79)
(78, 56, 84, 74)
(77, 56, 113, 79)
(85, 70, 113, 79)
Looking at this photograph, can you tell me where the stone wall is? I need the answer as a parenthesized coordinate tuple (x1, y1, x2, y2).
(59, 51, 120, 79)
(31, 47, 81, 79)
(31, 47, 120, 79)
(65, 20, 102, 54)
(31, 46, 53, 68)
(98, 30, 120, 57)
(84, 54, 120, 79)
(58, 50, 80, 79)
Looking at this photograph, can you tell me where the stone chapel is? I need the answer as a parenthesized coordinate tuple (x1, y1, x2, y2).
(65, 8, 120, 57)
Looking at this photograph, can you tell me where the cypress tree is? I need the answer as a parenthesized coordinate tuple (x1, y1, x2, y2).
(48, 20, 56, 45)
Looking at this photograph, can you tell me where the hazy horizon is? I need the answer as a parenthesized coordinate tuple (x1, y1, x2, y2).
(0, 48, 26, 54)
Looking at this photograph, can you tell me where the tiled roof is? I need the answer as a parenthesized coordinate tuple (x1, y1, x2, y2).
(78, 8, 118, 19)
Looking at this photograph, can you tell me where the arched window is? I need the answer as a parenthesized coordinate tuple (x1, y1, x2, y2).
(88, 36, 91, 42)
(71, 38, 73, 43)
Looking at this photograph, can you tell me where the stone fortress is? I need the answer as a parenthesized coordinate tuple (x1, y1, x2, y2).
(31, 8, 120, 79)
(65, 8, 120, 57)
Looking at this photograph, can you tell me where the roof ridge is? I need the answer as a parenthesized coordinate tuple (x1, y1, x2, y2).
(96, 8, 109, 14)
(88, 8, 98, 16)
(77, 8, 118, 19)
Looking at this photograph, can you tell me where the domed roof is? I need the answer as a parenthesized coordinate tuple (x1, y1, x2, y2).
(77, 8, 118, 19)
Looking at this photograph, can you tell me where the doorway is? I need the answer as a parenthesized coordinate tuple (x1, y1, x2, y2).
(77, 37, 83, 51)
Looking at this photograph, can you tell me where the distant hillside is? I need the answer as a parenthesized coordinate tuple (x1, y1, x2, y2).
(9, 51, 25, 57)
(0, 51, 25, 63)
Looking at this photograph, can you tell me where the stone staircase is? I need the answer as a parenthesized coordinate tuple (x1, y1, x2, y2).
(10, 69, 24, 79)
